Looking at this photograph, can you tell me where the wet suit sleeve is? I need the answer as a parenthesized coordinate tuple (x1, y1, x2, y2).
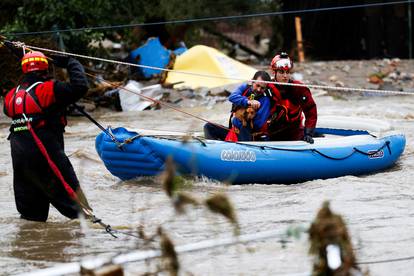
(300, 87, 317, 129)
(228, 83, 249, 107)
(53, 58, 88, 106)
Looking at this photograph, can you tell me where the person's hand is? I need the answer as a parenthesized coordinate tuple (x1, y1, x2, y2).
(3, 41, 14, 50)
(303, 134, 314, 144)
(49, 53, 70, 68)
(3, 41, 24, 59)
(303, 128, 315, 144)
(248, 99, 260, 110)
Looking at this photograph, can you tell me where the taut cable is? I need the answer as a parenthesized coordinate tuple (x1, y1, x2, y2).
(12, 41, 414, 96)
(85, 72, 230, 131)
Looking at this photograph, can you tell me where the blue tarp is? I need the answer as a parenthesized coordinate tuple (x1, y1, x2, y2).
(129, 37, 186, 79)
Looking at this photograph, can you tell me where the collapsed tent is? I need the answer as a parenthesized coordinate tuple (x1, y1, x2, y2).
(165, 45, 257, 89)
(129, 37, 187, 79)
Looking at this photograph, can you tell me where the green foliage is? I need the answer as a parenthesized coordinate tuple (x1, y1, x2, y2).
(0, 1, 20, 28)
(1, 0, 142, 52)
(1, 0, 283, 54)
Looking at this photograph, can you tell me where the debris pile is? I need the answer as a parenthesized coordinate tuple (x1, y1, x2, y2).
(297, 59, 414, 97)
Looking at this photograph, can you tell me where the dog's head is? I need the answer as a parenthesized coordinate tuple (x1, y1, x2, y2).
(246, 107, 256, 121)
(233, 106, 247, 121)
(233, 106, 256, 128)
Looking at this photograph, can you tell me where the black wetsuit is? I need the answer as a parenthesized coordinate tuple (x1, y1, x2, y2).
(3, 58, 88, 221)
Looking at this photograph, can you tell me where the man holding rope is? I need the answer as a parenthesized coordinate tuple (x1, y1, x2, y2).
(2, 42, 90, 221)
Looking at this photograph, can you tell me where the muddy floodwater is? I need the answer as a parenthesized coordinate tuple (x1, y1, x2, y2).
(1, 72, 414, 275)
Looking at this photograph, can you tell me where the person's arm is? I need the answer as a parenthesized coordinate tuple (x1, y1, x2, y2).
(228, 83, 250, 107)
(301, 87, 317, 129)
(231, 117, 244, 129)
(253, 98, 270, 129)
(53, 57, 89, 106)
(299, 86, 317, 143)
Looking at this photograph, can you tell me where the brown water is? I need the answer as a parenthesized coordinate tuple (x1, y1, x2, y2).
(0, 93, 414, 275)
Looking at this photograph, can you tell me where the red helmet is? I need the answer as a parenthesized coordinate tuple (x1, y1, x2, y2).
(270, 52, 293, 71)
(21, 51, 49, 73)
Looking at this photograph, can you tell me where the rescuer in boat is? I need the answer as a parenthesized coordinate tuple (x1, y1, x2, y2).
(226, 70, 275, 141)
(3, 42, 89, 221)
(268, 52, 317, 143)
(203, 71, 277, 141)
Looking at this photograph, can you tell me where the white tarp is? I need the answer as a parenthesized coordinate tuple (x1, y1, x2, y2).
(118, 80, 163, 111)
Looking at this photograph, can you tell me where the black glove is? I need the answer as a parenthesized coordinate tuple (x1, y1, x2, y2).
(49, 53, 70, 68)
(303, 128, 314, 144)
(3, 41, 24, 59)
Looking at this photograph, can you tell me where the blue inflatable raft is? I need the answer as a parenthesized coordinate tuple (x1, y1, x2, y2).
(95, 127, 405, 184)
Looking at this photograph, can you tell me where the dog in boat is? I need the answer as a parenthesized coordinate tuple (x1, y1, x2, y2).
(232, 105, 256, 129)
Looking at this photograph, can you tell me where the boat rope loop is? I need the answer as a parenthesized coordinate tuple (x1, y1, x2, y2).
(311, 141, 391, 161)
(237, 140, 391, 161)
(119, 134, 141, 147)
(9, 40, 414, 96)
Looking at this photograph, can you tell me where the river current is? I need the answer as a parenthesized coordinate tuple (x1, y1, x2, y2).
(0, 88, 413, 275)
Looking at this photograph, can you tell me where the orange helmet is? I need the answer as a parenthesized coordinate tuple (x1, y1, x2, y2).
(21, 51, 49, 73)
(270, 52, 293, 71)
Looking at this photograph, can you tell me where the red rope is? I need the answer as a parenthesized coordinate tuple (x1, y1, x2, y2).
(26, 121, 78, 201)
(24, 119, 121, 238)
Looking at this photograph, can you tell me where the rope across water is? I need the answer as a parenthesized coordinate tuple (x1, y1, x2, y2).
(14, 42, 414, 96)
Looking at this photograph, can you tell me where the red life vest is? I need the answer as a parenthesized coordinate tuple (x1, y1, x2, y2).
(225, 126, 239, 142)
(268, 82, 303, 125)
(4, 80, 65, 132)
